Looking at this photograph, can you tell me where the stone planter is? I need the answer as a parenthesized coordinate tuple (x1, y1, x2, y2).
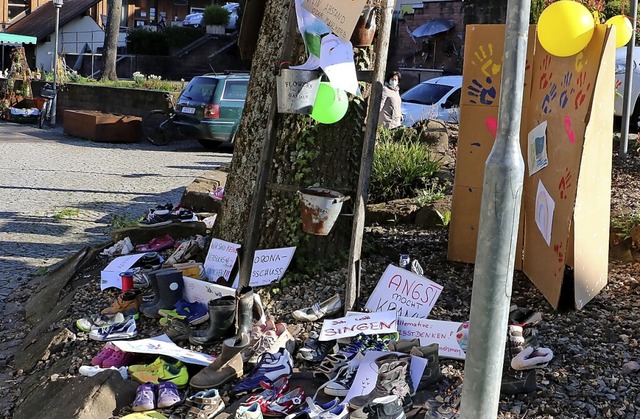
(206, 25, 225, 34)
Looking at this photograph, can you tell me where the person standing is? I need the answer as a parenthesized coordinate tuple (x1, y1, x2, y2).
(378, 71, 402, 129)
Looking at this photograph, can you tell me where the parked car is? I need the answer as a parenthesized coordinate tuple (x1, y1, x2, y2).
(614, 46, 640, 121)
(400, 75, 462, 126)
(182, 3, 239, 31)
(172, 73, 249, 148)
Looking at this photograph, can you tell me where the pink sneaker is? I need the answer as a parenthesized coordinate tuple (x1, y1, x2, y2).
(210, 186, 224, 201)
(91, 343, 118, 366)
(102, 349, 136, 368)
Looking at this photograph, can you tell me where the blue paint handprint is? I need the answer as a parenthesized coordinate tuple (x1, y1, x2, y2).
(468, 77, 497, 105)
(541, 82, 557, 114)
(558, 71, 573, 109)
(561, 71, 573, 88)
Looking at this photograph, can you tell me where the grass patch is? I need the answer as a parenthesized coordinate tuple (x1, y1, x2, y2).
(110, 214, 141, 230)
(611, 209, 640, 241)
(53, 208, 81, 219)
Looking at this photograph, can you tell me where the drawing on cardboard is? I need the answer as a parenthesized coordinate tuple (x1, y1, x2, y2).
(535, 180, 555, 246)
(455, 321, 469, 352)
(467, 77, 497, 105)
(527, 120, 549, 175)
(485, 116, 497, 138)
(471, 43, 502, 77)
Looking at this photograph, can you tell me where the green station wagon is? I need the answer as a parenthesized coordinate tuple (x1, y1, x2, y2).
(172, 73, 249, 148)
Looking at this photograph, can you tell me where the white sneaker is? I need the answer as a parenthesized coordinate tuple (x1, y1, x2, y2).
(236, 401, 263, 419)
(78, 365, 128, 379)
(292, 294, 343, 322)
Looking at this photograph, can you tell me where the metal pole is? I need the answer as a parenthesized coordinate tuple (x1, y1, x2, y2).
(459, 0, 530, 416)
(344, 0, 396, 312)
(51, 4, 61, 125)
(619, 0, 639, 158)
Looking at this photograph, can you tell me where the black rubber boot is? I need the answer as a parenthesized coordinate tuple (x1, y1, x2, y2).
(236, 286, 254, 336)
(139, 267, 178, 313)
(189, 296, 236, 346)
(140, 269, 184, 318)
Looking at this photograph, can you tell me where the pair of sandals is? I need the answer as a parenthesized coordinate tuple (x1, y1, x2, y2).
(183, 389, 225, 419)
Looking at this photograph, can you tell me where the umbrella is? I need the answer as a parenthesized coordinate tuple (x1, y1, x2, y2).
(411, 18, 454, 38)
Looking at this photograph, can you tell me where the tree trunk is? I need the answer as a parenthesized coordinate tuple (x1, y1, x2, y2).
(101, 0, 122, 81)
(214, 0, 372, 272)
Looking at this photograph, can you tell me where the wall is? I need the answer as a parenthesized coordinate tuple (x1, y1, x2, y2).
(390, 0, 465, 81)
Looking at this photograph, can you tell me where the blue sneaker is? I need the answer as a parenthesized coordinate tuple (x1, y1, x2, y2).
(159, 300, 209, 326)
(233, 348, 293, 395)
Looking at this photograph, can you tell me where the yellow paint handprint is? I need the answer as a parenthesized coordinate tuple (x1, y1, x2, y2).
(471, 44, 502, 77)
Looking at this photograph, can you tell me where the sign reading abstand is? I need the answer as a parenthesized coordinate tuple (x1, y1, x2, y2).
(302, 0, 367, 42)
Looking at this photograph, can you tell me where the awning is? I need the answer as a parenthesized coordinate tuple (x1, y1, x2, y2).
(411, 19, 454, 38)
(0, 33, 38, 45)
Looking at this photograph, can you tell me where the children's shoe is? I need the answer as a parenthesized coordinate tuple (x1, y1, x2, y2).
(102, 349, 136, 368)
(210, 186, 225, 201)
(323, 357, 360, 396)
(291, 294, 342, 322)
(91, 343, 118, 366)
(164, 236, 206, 266)
(135, 235, 175, 252)
(101, 290, 142, 316)
(159, 299, 209, 325)
(184, 388, 225, 418)
(88, 316, 138, 341)
(129, 357, 184, 374)
(139, 209, 172, 227)
(131, 362, 189, 388)
(157, 381, 181, 408)
(172, 208, 197, 223)
(263, 387, 305, 417)
(297, 337, 338, 363)
(510, 346, 553, 370)
(233, 348, 293, 395)
(243, 376, 290, 412)
(76, 312, 125, 333)
(237, 402, 264, 419)
(78, 365, 128, 379)
(501, 369, 537, 395)
(132, 382, 156, 412)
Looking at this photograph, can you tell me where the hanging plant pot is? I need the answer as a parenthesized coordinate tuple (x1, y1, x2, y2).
(351, 7, 377, 47)
(276, 66, 322, 115)
(298, 187, 350, 236)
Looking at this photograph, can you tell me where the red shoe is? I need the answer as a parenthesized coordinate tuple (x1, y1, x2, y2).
(242, 375, 290, 412)
(134, 234, 175, 252)
(263, 386, 305, 417)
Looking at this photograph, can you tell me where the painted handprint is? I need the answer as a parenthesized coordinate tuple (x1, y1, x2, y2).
(558, 72, 574, 109)
(574, 52, 588, 73)
(468, 77, 497, 105)
(553, 242, 565, 264)
(471, 43, 502, 77)
(541, 82, 557, 114)
(558, 167, 573, 199)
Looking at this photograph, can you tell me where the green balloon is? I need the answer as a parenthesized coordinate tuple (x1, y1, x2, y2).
(311, 82, 349, 124)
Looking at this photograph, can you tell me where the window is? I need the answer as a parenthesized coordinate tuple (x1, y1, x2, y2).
(190, 7, 204, 14)
(8, 0, 27, 20)
(222, 80, 248, 100)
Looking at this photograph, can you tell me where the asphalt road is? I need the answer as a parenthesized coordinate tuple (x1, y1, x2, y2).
(0, 124, 232, 303)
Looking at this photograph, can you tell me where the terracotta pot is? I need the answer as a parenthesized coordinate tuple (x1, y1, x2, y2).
(351, 7, 377, 47)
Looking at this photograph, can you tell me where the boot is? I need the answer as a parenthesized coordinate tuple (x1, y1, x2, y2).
(348, 355, 411, 411)
(211, 333, 250, 369)
(236, 286, 254, 336)
(189, 296, 236, 346)
(351, 395, 406, 419)
(387, 338, 420, 353)
(409, 343, 442, 390)
(139, 268, 179, 313)
(189, 351, 244, 389)
(140, 269, 184, 318)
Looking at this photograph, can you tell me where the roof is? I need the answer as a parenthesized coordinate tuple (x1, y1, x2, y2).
(5, 0, 101, 42)
(0, 33, 37, 45)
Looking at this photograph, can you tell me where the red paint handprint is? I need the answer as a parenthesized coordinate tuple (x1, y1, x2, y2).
(553, 242, 565, 264)
(558, 167, 573, 199)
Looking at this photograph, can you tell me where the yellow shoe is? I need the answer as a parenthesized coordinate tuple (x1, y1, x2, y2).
(128, 357, 183, 374)
(131, 362, 189, 388)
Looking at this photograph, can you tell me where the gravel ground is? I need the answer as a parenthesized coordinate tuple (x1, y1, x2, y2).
(2, 131, 640, 418)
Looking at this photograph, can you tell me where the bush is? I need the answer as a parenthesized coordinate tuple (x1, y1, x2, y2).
(370, 130, 443, 203)
(203, 4, 230, 26)
(126, 28, 170, 55)
(164, 26, 205, 50)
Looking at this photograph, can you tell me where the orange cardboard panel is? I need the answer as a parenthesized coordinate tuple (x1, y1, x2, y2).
(461, 25, 537, 108)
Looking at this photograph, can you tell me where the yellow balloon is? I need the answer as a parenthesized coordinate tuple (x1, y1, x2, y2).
(606, 15, 633, 48)
(537, 1, 595, 57)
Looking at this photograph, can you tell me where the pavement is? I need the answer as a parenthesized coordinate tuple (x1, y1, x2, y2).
(0, 123, 232, 308)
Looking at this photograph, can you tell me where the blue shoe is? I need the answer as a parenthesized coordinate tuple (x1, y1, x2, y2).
(233, 348, 293, 395)
(159, 299, 209, 325)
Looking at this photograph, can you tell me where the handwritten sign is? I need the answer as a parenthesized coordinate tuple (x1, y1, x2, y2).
(100, 253, 146, 290)
(204, 238, 240, 282)
(302, 0, 367, 42)
(365, 264, 443, 318)
(182, 275, 235, 305)
(112, 334, 215, 366)
(231, 247, 297, 288)
(319, 310, 397, 341)
(397, 317, 469, 360)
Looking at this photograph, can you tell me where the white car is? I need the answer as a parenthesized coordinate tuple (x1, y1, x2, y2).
(182, 3, 239, 31)
(401, 75, 462, 126)
(614, 46, 640, 119)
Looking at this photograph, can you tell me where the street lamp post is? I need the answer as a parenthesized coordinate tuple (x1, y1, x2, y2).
(51, 0, 63, 125)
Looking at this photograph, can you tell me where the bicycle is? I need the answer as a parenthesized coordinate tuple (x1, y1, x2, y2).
(142, 92, 177, 146)
(38, 83, 56, 128)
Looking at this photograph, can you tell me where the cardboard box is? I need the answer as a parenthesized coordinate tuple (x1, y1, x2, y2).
(448, 24, 615, 309)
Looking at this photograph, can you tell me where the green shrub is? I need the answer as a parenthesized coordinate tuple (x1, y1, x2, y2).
(203, 4, 230, 26)
(416, 183, 446, 207)
(126, 28, 170, 55)
(164, 26, 205, 50)
(370, 133, 443, 203)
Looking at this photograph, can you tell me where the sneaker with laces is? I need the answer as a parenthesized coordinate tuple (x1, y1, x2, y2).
(159, 299, 209, 325)
(243, 375, 290, 412)
(234, 348, 293, 395)
(323, 355, 361, 396)
(129, 357, 184, 374)
(139, 209, 172, 227)
(88, 316, 137, 341)
(131, 361, 189, 388)
(237, 402, 264, 419)
(263, 387, 305, 417)
(76, 312, 125, 333)
(297, 337, 338, 363)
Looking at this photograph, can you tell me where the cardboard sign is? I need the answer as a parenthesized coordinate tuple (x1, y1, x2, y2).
(182, 275, 235, 305)
(397, 317, 469, 360)
(249, 247, 296, 286)
(203, 238, 240, 282)
(343, 351, 426, 403)
(112, 334, 215, 366)
(365, 265, 443, 318)
(302, 0, 367, 42)
(319, 310, 397, 341)
(100, 253, 146, 291)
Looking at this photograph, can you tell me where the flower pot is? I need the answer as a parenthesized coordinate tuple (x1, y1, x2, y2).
(351, 7, 377, 47)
